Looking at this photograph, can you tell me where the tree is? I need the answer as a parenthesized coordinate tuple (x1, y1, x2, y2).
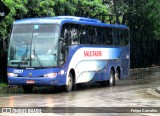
(124, 0, 158, 68)
(147, 0, 160, 39)
(25, 0, 55, 18)
(54, 0, 109, 22)
(0, 0, 160, 70)
(0, 0, 27, 37)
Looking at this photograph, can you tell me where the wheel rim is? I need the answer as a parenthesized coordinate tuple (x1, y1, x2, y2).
(68, 78, 72, 87)
(67, 77, 72, 91)
(109, 70, 115, 86)
(115, 71, 119, 80)
(110, 74, 113, 85)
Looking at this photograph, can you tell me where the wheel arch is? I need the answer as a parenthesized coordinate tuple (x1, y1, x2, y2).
(110, 66, 115, 74)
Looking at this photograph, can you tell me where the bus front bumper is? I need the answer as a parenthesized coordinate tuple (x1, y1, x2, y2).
(8, 76, 66, 86)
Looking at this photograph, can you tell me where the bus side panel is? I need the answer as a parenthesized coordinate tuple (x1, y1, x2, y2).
(120, 44, 130, 78)
(65, 45, 127, 84)
(121, 59, 129, 78)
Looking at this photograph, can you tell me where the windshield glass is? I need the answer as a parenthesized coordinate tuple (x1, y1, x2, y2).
(8, 24, 60, 68)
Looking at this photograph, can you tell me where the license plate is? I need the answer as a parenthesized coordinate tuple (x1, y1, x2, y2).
(26, 80, 35, 84)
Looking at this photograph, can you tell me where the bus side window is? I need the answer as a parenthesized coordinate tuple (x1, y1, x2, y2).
(66, 27, 72, 46)
(119, 29, 129, 46)
(59, 24, 68, 65)
(124, 29, 129, 45)
(97, 27, 104, 45)
(120, 29, 125, 45)
(80, 25, 87, 44)
(86, 25, 97, 44)
(61, 24, 72, 46)
(113, 28, 120, 45)
(86, 31, 90, 44)
(93, 28, 98, 44)
(70, 25, 80, 45)
(104, 27, 113, 45)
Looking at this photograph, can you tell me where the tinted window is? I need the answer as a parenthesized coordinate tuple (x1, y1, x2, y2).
(61, 23, 128, 46)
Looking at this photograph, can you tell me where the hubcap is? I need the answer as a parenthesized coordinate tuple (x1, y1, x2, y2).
(110, 74, 113, 84)
(67, 78, 72, 90)
(115, 73, 119, 81)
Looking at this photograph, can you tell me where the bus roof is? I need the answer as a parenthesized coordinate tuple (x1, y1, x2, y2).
(13, 16, 128, 29)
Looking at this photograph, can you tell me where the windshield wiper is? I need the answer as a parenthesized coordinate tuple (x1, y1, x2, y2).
(32, 47, 43, 67)
(18, 44, 28, 67)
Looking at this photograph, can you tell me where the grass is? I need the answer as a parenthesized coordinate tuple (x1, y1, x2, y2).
(0, 83, 8, 87)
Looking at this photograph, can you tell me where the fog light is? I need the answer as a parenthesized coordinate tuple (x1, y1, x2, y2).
(43, 73, 57, 78)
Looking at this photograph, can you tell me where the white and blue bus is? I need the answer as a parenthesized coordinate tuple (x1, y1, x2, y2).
(7, 16, 130, 92)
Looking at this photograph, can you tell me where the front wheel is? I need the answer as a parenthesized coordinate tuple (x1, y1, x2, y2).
(64, 73, 74, 92)
(22, 85, 33, 93)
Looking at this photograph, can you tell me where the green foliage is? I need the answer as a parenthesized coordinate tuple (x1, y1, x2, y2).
(124, 0, 159, 68)
(53, 0, 109, 22)
(0, 0, 160, 70)
(0, 83, 7, 87)
(25, 0, 55, 18)
(39, 0, 55, 17)
(78, 0, 108, 18)
(0, 0, 55, 38)
(147, 0, 160, 39)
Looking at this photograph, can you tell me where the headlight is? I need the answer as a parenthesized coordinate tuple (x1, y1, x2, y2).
(7, 73, 18, 77)
(43, 73, 57, 78)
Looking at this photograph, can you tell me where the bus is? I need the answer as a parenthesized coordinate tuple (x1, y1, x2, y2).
(7, 16, 130, 93)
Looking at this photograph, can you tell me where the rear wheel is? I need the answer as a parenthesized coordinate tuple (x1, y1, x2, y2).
(22, 85, 33, 93)
(115, 70, 120, 81)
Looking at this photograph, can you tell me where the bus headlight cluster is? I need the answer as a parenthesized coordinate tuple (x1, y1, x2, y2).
(43, 73, 57, 78)
(7, 73, 18, 77)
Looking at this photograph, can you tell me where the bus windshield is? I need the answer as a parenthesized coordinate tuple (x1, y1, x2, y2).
(8, 24, 60, 68)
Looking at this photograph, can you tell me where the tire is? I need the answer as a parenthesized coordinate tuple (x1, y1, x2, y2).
(64, 73, 74, 92)
(108, 69, 115, 86)
(22, 85, 33, 93)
